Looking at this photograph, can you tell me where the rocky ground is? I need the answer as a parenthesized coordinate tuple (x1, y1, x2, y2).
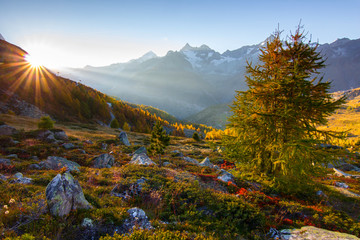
(0, 113, 360, 240)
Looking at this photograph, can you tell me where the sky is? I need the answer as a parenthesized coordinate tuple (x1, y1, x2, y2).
(0, 0, 359, 68)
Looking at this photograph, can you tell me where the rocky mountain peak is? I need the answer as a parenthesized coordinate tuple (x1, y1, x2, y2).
(181, 43, 212, 52)
(0, 33, 4, 41)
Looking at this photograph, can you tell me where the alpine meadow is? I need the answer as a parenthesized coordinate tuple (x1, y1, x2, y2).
(1, 1, 360, 239)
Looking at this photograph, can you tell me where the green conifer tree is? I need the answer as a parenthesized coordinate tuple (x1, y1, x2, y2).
(37, 116, 54, 130)
(110, 119, 120, 128)
(148, 121, 170, 166)
(222, 27, 345, 179)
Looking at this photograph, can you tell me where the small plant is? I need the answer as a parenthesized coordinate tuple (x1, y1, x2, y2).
(110, 119, 120, 128)
(122, 122, 131, 131)
(148, 122, 170, 166)
(37, 116, 54, 130)
(192, 132, 200, 141)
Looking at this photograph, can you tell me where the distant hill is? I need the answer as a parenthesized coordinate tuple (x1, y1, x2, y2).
(62, 37, 360, 120)
(186, 103, 231, 129)
(0, 39, 186, 133)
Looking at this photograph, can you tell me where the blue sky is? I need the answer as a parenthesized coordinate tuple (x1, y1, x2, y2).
(0, 0, 359, 68)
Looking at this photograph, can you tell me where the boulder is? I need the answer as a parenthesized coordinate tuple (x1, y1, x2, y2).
(100, 143, 107, 150)
(280, 226, 359, 239)
(38, 156, 81, 172)
(132, 146, 147, 156)
(123, 207, 152, 231)
(6, 154, 18, 159)
(45, 172, 91, 217)
(119, 131, 131, 146)
(129, 153, 156, 165)
(0, 125, 17, 136)
(84, 140, 93, 145)
(0, 174, 7, 181)
(183, 156, 200, 166)
(217, 169, 235, 183)
(111, 177, 148, 199)
(62, 143, 75, 150)
(0, 158, 13, 167)
(92, 153, 115, 168)
(36, 130, 56, 143)
(54, 130, 68, 140)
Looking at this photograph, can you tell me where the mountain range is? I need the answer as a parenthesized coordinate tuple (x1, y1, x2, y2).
(62, 37, 360, 123)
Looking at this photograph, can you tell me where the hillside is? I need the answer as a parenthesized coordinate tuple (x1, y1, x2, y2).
(62, 38, 360, 119)
(1, 114, 360, 239)
(0, 39, 207, 135)
(186, 103, 231, 129)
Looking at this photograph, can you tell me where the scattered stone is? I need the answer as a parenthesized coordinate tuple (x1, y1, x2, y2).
(316, 190, 327, 198)
(163, 161, 171, 166)
(183, 156, 200, 166)
(335, 182, 349, 189)
(333, 168, 353, 178)
(171, 150, 183, 157)
(62, 143, 75, 150)
(46, 172, 92, 217)
(37, 156, 81, 172)
(129, 153, 156, 165)
(111, 177, 148, 199)
(31, 156, 39, 161)
(6, 154, 17, 159)
(75, 149, 87, 154)
(0, 174, 6, 181)
(84, 140, 93, 145)
(92, 153, 115, 168)
(199, 157, 215, 168)
(280, 226, 359, 239)
(81, 218, 94, 228)
(28, 163, 41, 170)
(0, 124, 17, 136)
(217, 169, 235, 184)
(36, 130, 56, 143)
(319, 144, 343, 150)
(119, 131, 131, 146)
(100, 143, 107, 150)
(132, 146, 147, 156)
(54, 130, 68, 141)
(10, 172, 32, 184)
(0, 158, 12, 166)
(123, 207, 152, 232)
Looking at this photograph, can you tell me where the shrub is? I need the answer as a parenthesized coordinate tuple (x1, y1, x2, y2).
(37, 116, 54, 130)
(192, 132, 200, 141)
(110, 119, 120, 128)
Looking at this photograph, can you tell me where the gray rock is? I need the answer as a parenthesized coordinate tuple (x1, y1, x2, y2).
(62, 143, 75, 150)
(217, 169, 235, 183)
(335, 182, 349, 189)
(37, 130, 57, 143)
(163, 161, 171, 166)
(84, 140, 93, 145)
(316, 190, 327, 198)
(183, 156, 200, 166)
(111, 177, 148, 199)
(0, 174, 7, 181)
(199, 157, 214, 168)
(123, 207, 152, 231)
(31, 156, 39, 161)
(0, 158, 12, 166)
(171, 150, 183, 157)
(81, 218, 94, 228)
(119, 131, 131, 146)
(333, 168, 353, 178)
(75, 149, 87, 154)
(133, 146, 147, 156)
(10, 172, 32, 184)
(0, 125, 17, 136)
(92, 153, 115, 168)
(280, 226, 359, 239)
(38, 156, 80, 172)
(129, 153, 156, 165)
(14, 172, 23, 179)
(45, 172, 92, 217)
(54, 130, 68, 140)
(100, 143, 107, 150)
(6, 154, 18, 159)
(28, 163, 41, 170)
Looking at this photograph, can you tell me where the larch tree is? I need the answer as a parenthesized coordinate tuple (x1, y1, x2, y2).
(222, 27, 345, 179)
(148, 121, 170, 166)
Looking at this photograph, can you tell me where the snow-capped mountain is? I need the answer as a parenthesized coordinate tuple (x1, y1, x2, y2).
(62, 37, 360, 119)
(0, 33, 5, 41)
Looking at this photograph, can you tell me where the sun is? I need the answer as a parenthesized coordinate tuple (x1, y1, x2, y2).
(25, 54, 44, 68)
